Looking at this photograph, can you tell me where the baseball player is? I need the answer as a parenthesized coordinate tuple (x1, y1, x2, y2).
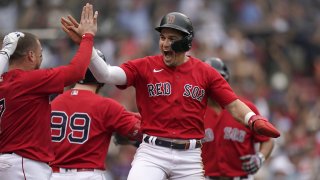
(0, 3, 97, 179)
(49, 49, 142, 180)
(61, 12, 280, 180)
(201, 57, 274, 180)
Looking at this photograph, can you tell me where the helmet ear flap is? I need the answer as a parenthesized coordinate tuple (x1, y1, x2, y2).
(171, 34, 193, 53)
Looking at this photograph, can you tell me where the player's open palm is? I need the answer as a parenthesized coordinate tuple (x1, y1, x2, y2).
(72, 3, 98, 37)
(61, 15, 82, 44)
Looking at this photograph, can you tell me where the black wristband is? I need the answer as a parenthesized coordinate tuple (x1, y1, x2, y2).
(0, 50, 9, 59)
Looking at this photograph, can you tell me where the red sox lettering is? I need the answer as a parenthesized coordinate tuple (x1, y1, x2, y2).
(183, 84, 205, 102)
(223, 127, 246, 143)
(147, 82, 171, 96)
(204, 127, 246, 143)
(147, 82, 205, 102)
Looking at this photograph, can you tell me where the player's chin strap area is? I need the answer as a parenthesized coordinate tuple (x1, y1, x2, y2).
(143, 134, 202, 150)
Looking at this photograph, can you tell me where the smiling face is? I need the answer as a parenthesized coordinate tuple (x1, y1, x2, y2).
(159, 28, 187, 67)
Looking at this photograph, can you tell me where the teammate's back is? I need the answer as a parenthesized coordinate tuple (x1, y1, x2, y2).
(0, 3, 97, 179)
(49, 49, 141, 180)
(50, 88, 139, 170)
(0, 66, 66, 162)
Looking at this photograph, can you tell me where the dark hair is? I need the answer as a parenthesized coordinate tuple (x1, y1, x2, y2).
(10, 32, 39, 63)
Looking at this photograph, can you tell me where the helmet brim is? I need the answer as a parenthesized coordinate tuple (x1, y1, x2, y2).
(155, 24, 190, 35)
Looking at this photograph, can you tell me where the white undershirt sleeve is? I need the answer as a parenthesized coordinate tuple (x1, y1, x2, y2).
(0, 54, 9, 74)
(89, 48, 127, 85)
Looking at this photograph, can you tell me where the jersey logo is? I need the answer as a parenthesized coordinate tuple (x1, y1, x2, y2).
(153, 69, 163, 73)
(183, 84, 205, 102)
(224, 127, 246, 142)
(202, 128, 214, 143)
(147, 82, 171, 97)
(167, 14, 175, 24)
(147, 83, 206, 103)
(71, 90, 78, 96)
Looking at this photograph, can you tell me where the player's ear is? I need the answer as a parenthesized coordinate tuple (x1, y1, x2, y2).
(26, 50, 36, 62)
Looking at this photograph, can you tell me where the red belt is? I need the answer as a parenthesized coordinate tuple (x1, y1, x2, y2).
(51, 166, 95, 173)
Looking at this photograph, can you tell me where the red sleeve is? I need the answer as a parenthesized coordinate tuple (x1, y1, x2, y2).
(207, 67, 238, 107)
(102, 98, 141, 138)
(60, 33, 94, 86)
(116, 58, 146, 89)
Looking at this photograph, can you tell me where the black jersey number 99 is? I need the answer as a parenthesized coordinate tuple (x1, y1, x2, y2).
(51, 111, 91, 144)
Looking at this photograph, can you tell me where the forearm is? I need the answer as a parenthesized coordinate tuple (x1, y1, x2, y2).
(89, 48, 127, 85)
(0, 54, 8, 74)
(63, 33, 94, 86)
(226, 99, 253, 125)
(259, 139, 274, 159)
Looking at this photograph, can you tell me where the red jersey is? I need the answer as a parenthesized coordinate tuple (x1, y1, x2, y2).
(201, 97, 270, 177)
(50, 89, 139, 170)
(119, 55, 237, 139)
(0, 34, 93, 163)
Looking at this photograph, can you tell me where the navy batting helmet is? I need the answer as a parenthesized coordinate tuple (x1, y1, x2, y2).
(204, 57, 230, 82)
(155, 12, 193, 52)
(78, 49, 106, 85)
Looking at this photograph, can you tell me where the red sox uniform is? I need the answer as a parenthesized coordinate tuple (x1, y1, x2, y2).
(201, 97, 270, 180)
(50, 89, 141, 180)
(0, 34, 94, 180)
(81, 11, 278, 180)
(117, 55, 238, 179)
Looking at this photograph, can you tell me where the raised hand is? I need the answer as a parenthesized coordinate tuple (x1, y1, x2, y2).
(240, 153, 265, 174)
(0, 32, 25, 59)
(68, 3, 98, 37)
(61, 15, 82, 44)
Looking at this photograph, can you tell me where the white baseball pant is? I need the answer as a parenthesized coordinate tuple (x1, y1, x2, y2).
(127, 136, 205, 180)
(50, 169, 110, 180)
(0, 153, 51, 179)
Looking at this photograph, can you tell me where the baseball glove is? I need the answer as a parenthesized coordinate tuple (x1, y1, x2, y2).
(113, 133, 141, 148)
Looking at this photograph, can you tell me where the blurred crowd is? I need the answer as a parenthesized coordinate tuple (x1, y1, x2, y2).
(1, 0, 320, 179)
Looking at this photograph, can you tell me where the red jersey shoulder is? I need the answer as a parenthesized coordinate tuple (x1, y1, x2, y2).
(190, 57, 223, 80)
(51, 89, 129, 128)
(1, 68, 64, 96)
(119, 55, 163, 87)
(121, 55, 162, 68)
